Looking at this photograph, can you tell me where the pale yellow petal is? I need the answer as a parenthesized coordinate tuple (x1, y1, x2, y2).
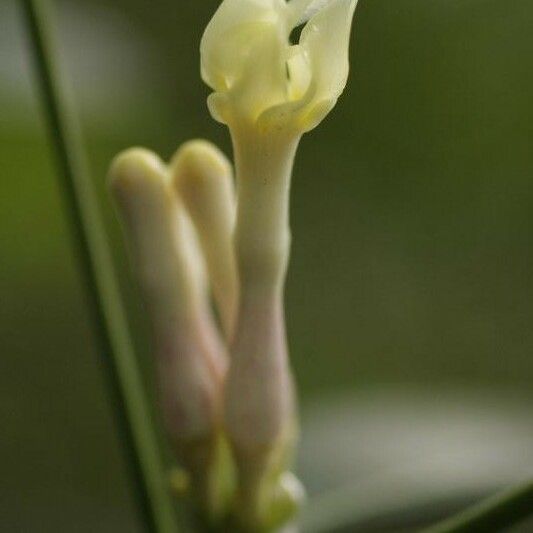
(300, 0, 357, 102)
(201, 0, 281, 91)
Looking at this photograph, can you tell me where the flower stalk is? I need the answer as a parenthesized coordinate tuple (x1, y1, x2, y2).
(226, 128, 303, 529)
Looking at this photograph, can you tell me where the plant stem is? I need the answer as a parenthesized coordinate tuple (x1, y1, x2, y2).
(424, 480, 533, 533)
(19, 1, 179, 531)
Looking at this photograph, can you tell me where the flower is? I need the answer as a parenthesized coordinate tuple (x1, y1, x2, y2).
(201, 0, 358, 132)
(199, 2, 359, 529)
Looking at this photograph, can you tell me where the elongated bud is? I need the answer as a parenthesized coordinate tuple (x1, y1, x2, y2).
(109, 148, 229, 520)
(171, 140, 238, 341)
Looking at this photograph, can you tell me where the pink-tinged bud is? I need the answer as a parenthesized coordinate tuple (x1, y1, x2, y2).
(109, 147, 228, 520)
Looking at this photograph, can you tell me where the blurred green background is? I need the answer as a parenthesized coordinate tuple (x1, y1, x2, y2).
(1, 0, 532, 531)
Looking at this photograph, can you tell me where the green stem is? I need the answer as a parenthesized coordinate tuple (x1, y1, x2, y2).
(424, 480, 533, 533)
(19, 1, 179, 531)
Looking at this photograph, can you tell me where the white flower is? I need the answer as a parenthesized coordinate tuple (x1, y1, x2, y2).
(200, 3, 361, 529)
(201, 0, 358, 132)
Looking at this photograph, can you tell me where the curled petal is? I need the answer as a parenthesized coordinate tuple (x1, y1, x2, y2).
(301, 0, 357, 103)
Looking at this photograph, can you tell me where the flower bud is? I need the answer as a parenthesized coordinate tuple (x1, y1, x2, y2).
(171, 140, 238, 341)
(109, 148, 228, 520)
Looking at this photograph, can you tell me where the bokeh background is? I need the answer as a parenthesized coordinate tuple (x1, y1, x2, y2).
(1, 0, 532, 531)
